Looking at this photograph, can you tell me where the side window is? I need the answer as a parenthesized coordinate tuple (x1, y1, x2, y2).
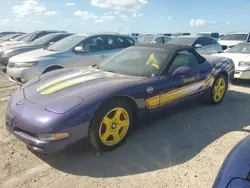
(163, 37, 171, 43)
(204, 37, 216, 45)
(168, 51, 199, 74)
(154, 37, 163, 44)
(194, 37, 206, 46)
(211, 33, 219, 39)
(81, 36, 105, 53)
(105, 36, 134, 50)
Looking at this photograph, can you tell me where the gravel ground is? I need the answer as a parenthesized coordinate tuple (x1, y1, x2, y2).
(0, 72, 250, 188)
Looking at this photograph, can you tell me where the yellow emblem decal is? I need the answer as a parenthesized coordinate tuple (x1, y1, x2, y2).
(146, 53, 159, 69)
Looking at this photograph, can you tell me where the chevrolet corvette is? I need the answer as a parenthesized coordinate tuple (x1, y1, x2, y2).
(5, 44, 235, 153)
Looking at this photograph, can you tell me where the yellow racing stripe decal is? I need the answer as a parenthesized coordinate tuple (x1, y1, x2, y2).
(146, 81, 204, 109)
(40, 75, 101, 95)
(37, 70, 91, 92)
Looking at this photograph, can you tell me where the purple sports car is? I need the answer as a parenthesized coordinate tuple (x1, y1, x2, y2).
(5, 44, 235, 153)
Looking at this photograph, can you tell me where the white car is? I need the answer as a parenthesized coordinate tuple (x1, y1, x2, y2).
(213, 42, 250, 79)
(219, 32, 250, 50)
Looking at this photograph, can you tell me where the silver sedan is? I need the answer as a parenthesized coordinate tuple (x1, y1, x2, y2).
(168, 36, 223, 54)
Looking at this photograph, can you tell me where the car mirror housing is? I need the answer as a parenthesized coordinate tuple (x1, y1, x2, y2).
(74, 46, 85, 53)
(195, 44, 202, 49)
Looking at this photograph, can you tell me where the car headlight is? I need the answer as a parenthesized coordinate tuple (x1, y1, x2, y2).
(239, 61, 250, 67)
(9, 61, 39, 68)
(37, 133, 70, 141)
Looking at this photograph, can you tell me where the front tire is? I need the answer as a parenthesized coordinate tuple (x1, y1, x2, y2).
(89, 99, 133, 152)
(206, 74, 227, 105)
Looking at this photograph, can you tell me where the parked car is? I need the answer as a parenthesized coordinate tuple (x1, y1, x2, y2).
(137, 34, 172, 44)
(7, 33, 139, 83)
(212, 42, 250, 79)
(219, 34, 225, 39)
(0, 30, 67, 47)
(197, 32, 220, 41)
(219, 32, 250, 50)
(168, 36, 223, 54)
(0, 33, 73, 69)
(171, 33, 191, 37)
(0, 31, 21, 38)
(213, 136, 250, 188)
(5, 44, 234, 153)
(0, 33, 22, 42)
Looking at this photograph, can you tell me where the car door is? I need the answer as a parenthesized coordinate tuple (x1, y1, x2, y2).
(159, 50, 209, 108)
(193, 37, 208, 54)
(204, 37, 222, 54)
(69, 35, 109, 67)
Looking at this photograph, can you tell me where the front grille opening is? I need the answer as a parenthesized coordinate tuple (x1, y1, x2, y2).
(13, 127, 36, 138)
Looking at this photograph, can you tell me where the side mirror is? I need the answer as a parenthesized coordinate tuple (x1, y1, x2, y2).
(222, 45, 227, 51)
(74, 46, 85, 53)
(195, 44, 202, 49)
(48, 42, 55, 45)
(172, 66, 192, 76)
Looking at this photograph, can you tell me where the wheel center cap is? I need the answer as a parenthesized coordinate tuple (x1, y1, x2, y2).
(111, 123, 117, 129)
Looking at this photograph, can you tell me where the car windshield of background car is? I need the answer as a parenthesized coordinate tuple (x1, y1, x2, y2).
(221, 34, 247, 41)
(46, 35, 84, 52)
(138, 36, 155, 44)
(0, 34, 16, 40)
(99, 47, 170, 77)
(31, 34, 57, 46)
(168, 37, 195, 46)
(22, 33, 36, 42)
(226, 44, 250, 53)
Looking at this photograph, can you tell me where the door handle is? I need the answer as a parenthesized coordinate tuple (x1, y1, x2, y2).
(100, 54, 107, 59)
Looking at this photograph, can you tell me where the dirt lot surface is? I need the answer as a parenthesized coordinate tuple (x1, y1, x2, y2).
(0, 71, 250, 188)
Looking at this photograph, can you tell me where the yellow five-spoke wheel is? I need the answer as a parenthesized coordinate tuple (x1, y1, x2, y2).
(89, 99, 133, 152)
(209, 75, 227, 105)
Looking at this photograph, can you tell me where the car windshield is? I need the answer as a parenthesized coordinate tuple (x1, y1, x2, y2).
(22, 33, 36, 42)
(99, 47, 171, 77)
(226, 43, 250, 53)
(31, 34, 58, 45)
(0, 34, 17, 40)
(12, 34, 27, 41)
(168, 37, 195, 46)
(138, 36, 155, 44)
(221, 34, 248, 41)
(46, 35, 84, 52)
(197, 33, 210, 37)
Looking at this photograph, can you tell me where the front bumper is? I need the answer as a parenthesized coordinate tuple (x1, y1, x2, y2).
(234, 70, 250, 79)
(7, 66, 40, 83)
(5, 88, 91, 153)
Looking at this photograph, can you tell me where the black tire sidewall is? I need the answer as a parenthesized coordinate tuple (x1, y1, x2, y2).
(210, 75, 227, 105)
(89, 99, 133, 152)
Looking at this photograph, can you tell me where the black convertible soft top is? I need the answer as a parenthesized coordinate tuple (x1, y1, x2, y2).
(135, 43, 193, 52)
(134, 43, 206, 63)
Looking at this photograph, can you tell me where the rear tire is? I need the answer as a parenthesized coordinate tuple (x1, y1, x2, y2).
(89, 99, 133, 152)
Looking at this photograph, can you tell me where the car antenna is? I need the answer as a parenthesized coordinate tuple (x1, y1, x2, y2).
(118, 28, 121, 34)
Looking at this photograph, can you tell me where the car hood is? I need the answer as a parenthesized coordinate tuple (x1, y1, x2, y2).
(212, 53, 250, 70)
(23, 67, 145, 106)
(4, 44, 43, 54)
(9, 48, 60, 63)
(218, 40, 243, 46)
